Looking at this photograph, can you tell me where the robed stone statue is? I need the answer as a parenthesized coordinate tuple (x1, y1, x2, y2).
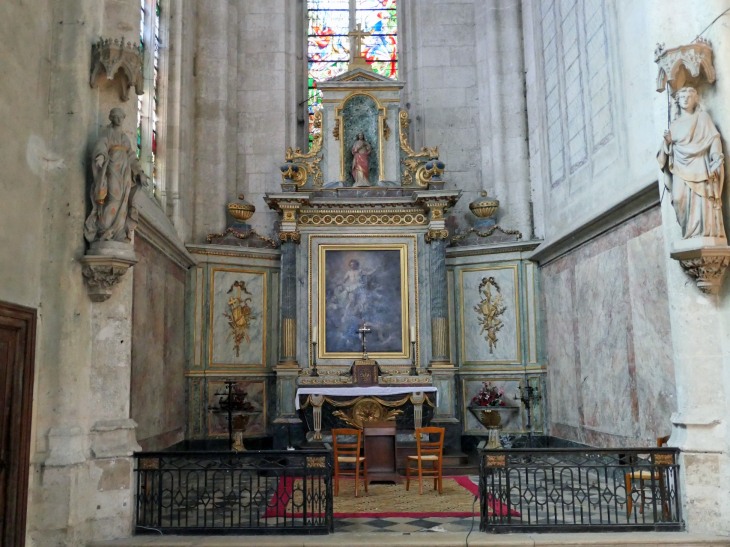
(84, 107, 148, 243)
(351, 132, 372, 187)
(658, 86, 726, 239)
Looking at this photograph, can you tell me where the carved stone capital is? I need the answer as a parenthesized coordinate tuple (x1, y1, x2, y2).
(670, 239, 730, 295)
(90, 37, 144, 101)
(80, 243, 138, 302)
(425, 229, 449, 243)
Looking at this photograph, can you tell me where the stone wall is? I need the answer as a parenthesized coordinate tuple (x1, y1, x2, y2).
(131, 237, 187, 451)
(541, 206, 676, 447)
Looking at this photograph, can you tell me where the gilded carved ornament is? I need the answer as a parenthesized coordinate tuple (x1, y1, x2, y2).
(279, 231, 302, 244)
(281, 110, 324, 187)
(206, 228, 279, 248)
(223, 281, 255, 358)
(399, 110, 440, 187)
(450, 225, 523, 244)
(425, 229, 449, 243)
(475, 277, 506, 354)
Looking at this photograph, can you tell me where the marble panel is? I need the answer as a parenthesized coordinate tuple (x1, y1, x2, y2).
(525, 262, 538, 364)
(207, 379, 266, 437)
(461, 377, 524, 434)
(627, 226, 676, 440)
(131, 238, 187, 450)
(460, 265, 520, 364)
(543, 268, 581, 428)
(210, 268, 267, 366)
(574, 245, 634, 437)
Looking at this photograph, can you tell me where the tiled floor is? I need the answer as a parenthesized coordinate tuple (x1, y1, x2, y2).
(333, 516, 478, 533)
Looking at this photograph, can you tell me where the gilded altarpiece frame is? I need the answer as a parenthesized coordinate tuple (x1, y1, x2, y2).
(308, 235, 420, 369)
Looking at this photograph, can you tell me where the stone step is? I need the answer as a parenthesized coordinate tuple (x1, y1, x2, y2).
(90, 532, 730, 547)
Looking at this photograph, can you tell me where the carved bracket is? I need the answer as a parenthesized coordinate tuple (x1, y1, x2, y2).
(90, 37, 144, 101)
(399, 110, 441, 186)
(80, 254, 138, 302)
(280, 111, 324, 187)
(655, 38, 715, 95)
(425, 229, 449, 243)
(671, 241, 730, 295)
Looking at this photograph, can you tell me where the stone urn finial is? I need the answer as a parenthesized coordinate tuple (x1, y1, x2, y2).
(228, 194, 255, 223)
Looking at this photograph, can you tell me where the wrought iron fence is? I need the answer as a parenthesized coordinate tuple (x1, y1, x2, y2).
(479, 448, 683, 533)
(134, 450, 333, 535)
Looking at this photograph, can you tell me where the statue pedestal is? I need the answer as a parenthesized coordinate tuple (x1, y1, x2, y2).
(670, 238, 730, 295)
(80, 241, 138, 302)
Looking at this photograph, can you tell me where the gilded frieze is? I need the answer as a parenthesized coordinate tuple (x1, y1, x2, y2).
(298, 209, 427, 226)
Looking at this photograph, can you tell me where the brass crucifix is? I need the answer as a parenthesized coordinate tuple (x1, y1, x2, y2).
(348, 23, 372, 69)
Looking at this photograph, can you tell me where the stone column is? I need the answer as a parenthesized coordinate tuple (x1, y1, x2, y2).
(648, 0, 730, 534)
(475, 0, 532, 239)
(192, 0, 230, 241)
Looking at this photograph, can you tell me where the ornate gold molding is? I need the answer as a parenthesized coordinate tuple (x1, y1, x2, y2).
(399, 110, 439, 187)
(425, 229, 449, 243)
(206, 228, 279, 248)
(333, 118, 340, 140)
(450, 225, 523, 244)
(383, 119, 391, 140)
(279, 231, 302, 244)
(299, 210, 427, 226)
(333, 399, 403, 429)
(282, 110, 324, 187)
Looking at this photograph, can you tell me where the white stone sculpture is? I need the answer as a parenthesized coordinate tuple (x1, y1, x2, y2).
(657, 87, 725, 240)
(84, 107, 148, 243)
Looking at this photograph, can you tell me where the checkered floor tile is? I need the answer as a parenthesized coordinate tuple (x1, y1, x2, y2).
(333, 516, 478, 533)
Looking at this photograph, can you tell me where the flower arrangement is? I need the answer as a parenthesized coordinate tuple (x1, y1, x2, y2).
(471, 381, 505, 407)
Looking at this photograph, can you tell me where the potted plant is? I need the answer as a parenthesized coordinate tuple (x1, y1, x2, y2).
(469, 382, 507, 427)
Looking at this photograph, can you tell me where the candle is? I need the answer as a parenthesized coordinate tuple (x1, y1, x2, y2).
(312, 326, 318, 344)
(410, 326, 416, 342)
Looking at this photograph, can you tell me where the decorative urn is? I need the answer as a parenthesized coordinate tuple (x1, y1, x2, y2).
(469, 191, 499, 220)
(228, 194, 255, 223)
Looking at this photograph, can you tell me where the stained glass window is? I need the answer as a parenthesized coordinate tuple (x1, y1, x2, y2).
(138, 0, 145, 157)
(307, 0, 397, 142)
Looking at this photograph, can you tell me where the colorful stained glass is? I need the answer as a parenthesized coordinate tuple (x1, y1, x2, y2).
(307, 0, 397, 142)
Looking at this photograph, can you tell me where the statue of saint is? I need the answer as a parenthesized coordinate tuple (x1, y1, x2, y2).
(84, 107, 148, 243)
(658, 86, 726, 239)
(351, 132, 372, 187)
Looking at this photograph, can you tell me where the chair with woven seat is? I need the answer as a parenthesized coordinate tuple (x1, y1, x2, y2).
(406, 426, 444, 495)
(625, 435, 671, 516)
(332, 428, 368, 497)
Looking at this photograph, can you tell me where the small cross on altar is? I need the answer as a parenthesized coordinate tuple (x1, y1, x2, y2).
(357, 324, 372, 359)
(348, 23, 372, 69)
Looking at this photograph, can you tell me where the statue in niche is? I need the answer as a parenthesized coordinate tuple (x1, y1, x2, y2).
(658, 86, 726, 239)
(351, 132, 372, 187)
(84, 107, 148, 243)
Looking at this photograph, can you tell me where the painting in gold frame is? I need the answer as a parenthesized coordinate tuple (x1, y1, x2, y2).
(318, 243, 409, 359)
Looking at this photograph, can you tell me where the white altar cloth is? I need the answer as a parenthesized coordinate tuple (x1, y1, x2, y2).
(295, 386, 438, 410)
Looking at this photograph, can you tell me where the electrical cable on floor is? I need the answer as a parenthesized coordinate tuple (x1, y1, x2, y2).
(465, 494, 477, 547)
(135, 525, 163, 535)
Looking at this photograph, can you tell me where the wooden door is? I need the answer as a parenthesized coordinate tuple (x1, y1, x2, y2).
(0, 303, 36, 547)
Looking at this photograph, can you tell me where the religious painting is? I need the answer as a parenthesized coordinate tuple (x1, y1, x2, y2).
(210, 268, 267, 367)
(207, 379, 266, 438)
(459, 264, 520, 365)
(318, 244, 409, 358)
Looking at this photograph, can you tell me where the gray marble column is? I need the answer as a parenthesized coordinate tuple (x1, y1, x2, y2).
(279, 240, 298, 367)
(429, 237, 450, 365)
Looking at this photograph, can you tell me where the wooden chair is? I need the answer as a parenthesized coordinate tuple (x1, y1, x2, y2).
(332, 428, 368, 497)
(406, 427, 445, 495)
(625, 435, 671, 516)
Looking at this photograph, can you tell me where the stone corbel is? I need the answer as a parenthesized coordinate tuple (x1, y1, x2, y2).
(90, 37, 144, 101)
(670, 239, 730, 295)
(80, 241, 139, 302)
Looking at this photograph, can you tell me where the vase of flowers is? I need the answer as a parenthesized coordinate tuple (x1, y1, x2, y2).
(470, 382, 506, 427)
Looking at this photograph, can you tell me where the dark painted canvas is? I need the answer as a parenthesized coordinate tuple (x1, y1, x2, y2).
(324, 249, 403, 353)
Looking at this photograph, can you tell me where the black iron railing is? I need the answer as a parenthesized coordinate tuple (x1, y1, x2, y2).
(134, 450, 333, 535)
(479, 448, 683, 533)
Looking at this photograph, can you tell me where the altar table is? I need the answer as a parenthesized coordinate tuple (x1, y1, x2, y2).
(296, 386, 438, 440)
